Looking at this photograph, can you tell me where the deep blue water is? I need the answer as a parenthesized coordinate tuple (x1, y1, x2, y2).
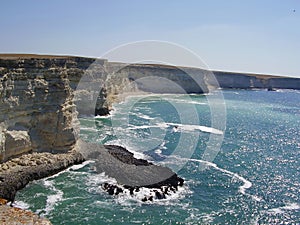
(15, 89, 299, 224)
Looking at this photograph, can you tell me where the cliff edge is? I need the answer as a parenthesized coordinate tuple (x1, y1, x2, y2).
(1, 54, 299, 162)
(0, 53, 299, 222)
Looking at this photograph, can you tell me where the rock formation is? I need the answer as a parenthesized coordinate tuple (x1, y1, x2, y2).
(0, 147, 84, 203)
(79, 141, 184, 201)
(0, 56, 94, 162)
(1, 54, 299, 162)
(0, 54, 299, 217)
(0, 198, 51, 224)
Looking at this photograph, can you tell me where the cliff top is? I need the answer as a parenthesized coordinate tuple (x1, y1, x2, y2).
(0, 53, 293, 79)
(0, 53, 89, 59)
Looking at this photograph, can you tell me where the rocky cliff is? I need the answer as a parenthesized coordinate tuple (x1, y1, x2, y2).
(0, 54, 299, 162)
(212, 71, 300, 90)
(0, 56, 94, 162)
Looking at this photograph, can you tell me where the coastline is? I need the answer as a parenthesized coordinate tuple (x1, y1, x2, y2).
(0, 139, 185, 223)
(0, 146, 84, 224)
(0, 54, 299, 223)
(0, 198, 51, 224)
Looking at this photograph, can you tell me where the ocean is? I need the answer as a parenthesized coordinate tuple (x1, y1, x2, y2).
(15, 89, 299, 224)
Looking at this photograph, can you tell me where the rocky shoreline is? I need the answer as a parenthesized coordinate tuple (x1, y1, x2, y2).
(79, 141, 185, 201)
(0, 198, 51, 225)
(0, 148, 84, 224)
(0, 140, 185, 223)
(1, 54, 299, 224)
(0, 150, 84, 203)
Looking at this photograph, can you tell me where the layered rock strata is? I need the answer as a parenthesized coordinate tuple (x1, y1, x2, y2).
(1, 54, 299, 163)
(0, 54, 299, 221)
(0, 56, 95, 162)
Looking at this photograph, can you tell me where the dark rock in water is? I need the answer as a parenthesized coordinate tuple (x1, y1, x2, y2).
(79, 141, 184, 201)
(178, 177, 184, 186)
(80, 141, 184, 189)
(101, 183, 124, 195)
(115, 187, 123, 195)
(267, 87, 275, 91)
(95, 107, 110, 116)
(104, 145, 152, 166)
(154, 190, 166, 200)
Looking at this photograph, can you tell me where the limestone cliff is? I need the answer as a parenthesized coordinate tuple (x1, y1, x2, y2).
(212, 71, 300, 90)
(0, 56, 95, 162)
(0, 54, 299, 163)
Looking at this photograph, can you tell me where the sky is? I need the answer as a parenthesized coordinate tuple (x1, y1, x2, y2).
(1, 0, 299, 77)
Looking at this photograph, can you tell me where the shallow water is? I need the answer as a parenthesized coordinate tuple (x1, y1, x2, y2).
(15, 89, 300, 224)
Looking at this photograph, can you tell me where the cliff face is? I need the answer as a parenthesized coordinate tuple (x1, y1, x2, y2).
(0, 56, 95, 162)
(212, 71, 300, 90)
(0, 54, 299, 162)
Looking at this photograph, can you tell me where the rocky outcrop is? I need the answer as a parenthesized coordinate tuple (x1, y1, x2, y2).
(1, 54, 299, 163)
(0, 198, 52, 225)
(79, 141, 184, 201)
(0, 56, 94, 162)
(0, 148, 84, 203)
(0, 53, 299, 216)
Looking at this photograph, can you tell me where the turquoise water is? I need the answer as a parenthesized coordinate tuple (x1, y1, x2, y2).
(15, 90, 299, 224)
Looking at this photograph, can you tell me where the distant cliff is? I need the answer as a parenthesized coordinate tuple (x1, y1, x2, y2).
(212, 71, 300, 90)
(0, 54, 299, 162)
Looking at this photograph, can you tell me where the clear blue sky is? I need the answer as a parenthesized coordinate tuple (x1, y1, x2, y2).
(1, 0, 299, 77)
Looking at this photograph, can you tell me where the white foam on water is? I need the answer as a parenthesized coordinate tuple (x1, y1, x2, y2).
(95, 114, 111, 119)
(167, 98, 207, 105)
(69, 160, 94, 171)
(164, 155, 254, 199)
(42, 179, 63, 216)
(79, 117, 97, 122)
(80, 127, 98, 132)
(134, 113, 155, 120)
(127, 122, 223, 135)
(40, 161, 92, 181)
(266, 203, 300, 215)
(127, 125, 156, 130)
(275, 89, 300, 93)
(159, 140, 167, 150)
(154, 149, 162, 154)
(114, 184, 191, 206)
(85, 170, 192, 206)
(12, 200, 30, 209)
(86, 172, 118, 194)
(127, 121, 169, 131)
(188, 158, 251, 194)
(46, 168, 69, 179)
(167, 123, 223, 135)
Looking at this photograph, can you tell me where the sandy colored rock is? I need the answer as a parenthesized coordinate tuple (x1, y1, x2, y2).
(0, 204, 52, 225)
(0, 149, 84, 203)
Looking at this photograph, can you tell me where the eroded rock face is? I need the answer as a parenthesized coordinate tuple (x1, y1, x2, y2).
(4, 130, 32, 160)
(0, 148, 85, 202)
(1, 54, 299, 163)
(0, 56, 96, 162)
(0, 56, 144, 162)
